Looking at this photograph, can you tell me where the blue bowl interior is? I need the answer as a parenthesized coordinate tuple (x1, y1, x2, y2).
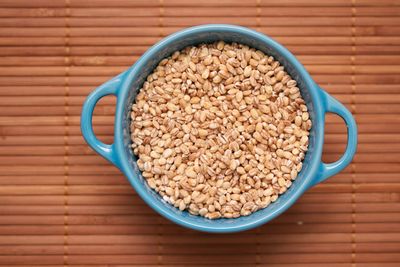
(121, 27, 318, 232)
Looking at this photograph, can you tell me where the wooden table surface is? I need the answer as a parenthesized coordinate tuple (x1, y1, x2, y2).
(0, 0, 399, 266)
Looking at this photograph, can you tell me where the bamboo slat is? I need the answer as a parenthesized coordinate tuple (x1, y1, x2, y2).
(1, 55, 399, 66)
(0, 0, 395, 8)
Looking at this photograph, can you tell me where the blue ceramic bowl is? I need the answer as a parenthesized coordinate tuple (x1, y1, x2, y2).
(81, 24, 357, 233)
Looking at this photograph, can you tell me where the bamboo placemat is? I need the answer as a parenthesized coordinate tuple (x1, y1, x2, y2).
(0, 0, 399, 266)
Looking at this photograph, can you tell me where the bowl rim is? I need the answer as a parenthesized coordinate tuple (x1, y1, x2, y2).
(114, 24, 325, 233)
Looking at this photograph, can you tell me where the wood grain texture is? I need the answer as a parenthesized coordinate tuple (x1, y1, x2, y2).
(0, 0, 399, 266)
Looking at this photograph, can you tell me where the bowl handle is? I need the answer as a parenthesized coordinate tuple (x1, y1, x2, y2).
(80, 72, 126, 169)
(312, 89, 358, 186)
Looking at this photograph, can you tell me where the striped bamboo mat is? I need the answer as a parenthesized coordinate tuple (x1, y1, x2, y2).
(0, 0, 399, 266)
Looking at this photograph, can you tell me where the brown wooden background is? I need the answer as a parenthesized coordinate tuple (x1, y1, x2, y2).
(0, 0, 399, 266)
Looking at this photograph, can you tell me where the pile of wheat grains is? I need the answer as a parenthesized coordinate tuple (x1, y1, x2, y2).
(130, 41, 311, 219)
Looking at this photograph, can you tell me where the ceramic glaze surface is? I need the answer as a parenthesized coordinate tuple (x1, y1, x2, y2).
(81, 25, 357, 233)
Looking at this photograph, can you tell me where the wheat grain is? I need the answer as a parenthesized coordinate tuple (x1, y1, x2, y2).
(130, 41, 311, 219)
